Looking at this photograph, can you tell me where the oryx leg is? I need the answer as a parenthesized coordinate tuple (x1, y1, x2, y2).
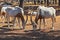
(35, 15, 39, 24)
(6, 15, 10, 28)
(25, 15, 28, 24)
(30, 13, 32, 23)
(35, 14, 42, 30)
(43, 18, 46, 29)
(20, 14, 25, 29)
(17, 17, 20, 28)
(51, 17, 54, 30)
(13, 17, 16, 27)
(39, 19, 42, 29)
(1, 12, 6, 23)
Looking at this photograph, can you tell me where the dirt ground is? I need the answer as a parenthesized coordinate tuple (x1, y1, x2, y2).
(0, 10, 60, 40)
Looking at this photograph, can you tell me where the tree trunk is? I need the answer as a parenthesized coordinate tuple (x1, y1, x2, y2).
(37, 0, 40, 4)
(59, 0, 60, 6)
(34, 0, 36, 5)
(19, 0, 24, 8)
(47, 0, 49, 6)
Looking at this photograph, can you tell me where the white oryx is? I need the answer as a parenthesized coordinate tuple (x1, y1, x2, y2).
(35, 5, 56, 30)
(0, 3, 12, 23)
(1, 6, 25, 29)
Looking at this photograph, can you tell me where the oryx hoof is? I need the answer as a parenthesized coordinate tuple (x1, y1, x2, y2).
(50, 27, 54, 31)
(39, 28, 41, 30)
(20, 27, 25, 30)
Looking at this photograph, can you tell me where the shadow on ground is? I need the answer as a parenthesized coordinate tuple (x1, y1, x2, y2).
(0, 27, 60, 40)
